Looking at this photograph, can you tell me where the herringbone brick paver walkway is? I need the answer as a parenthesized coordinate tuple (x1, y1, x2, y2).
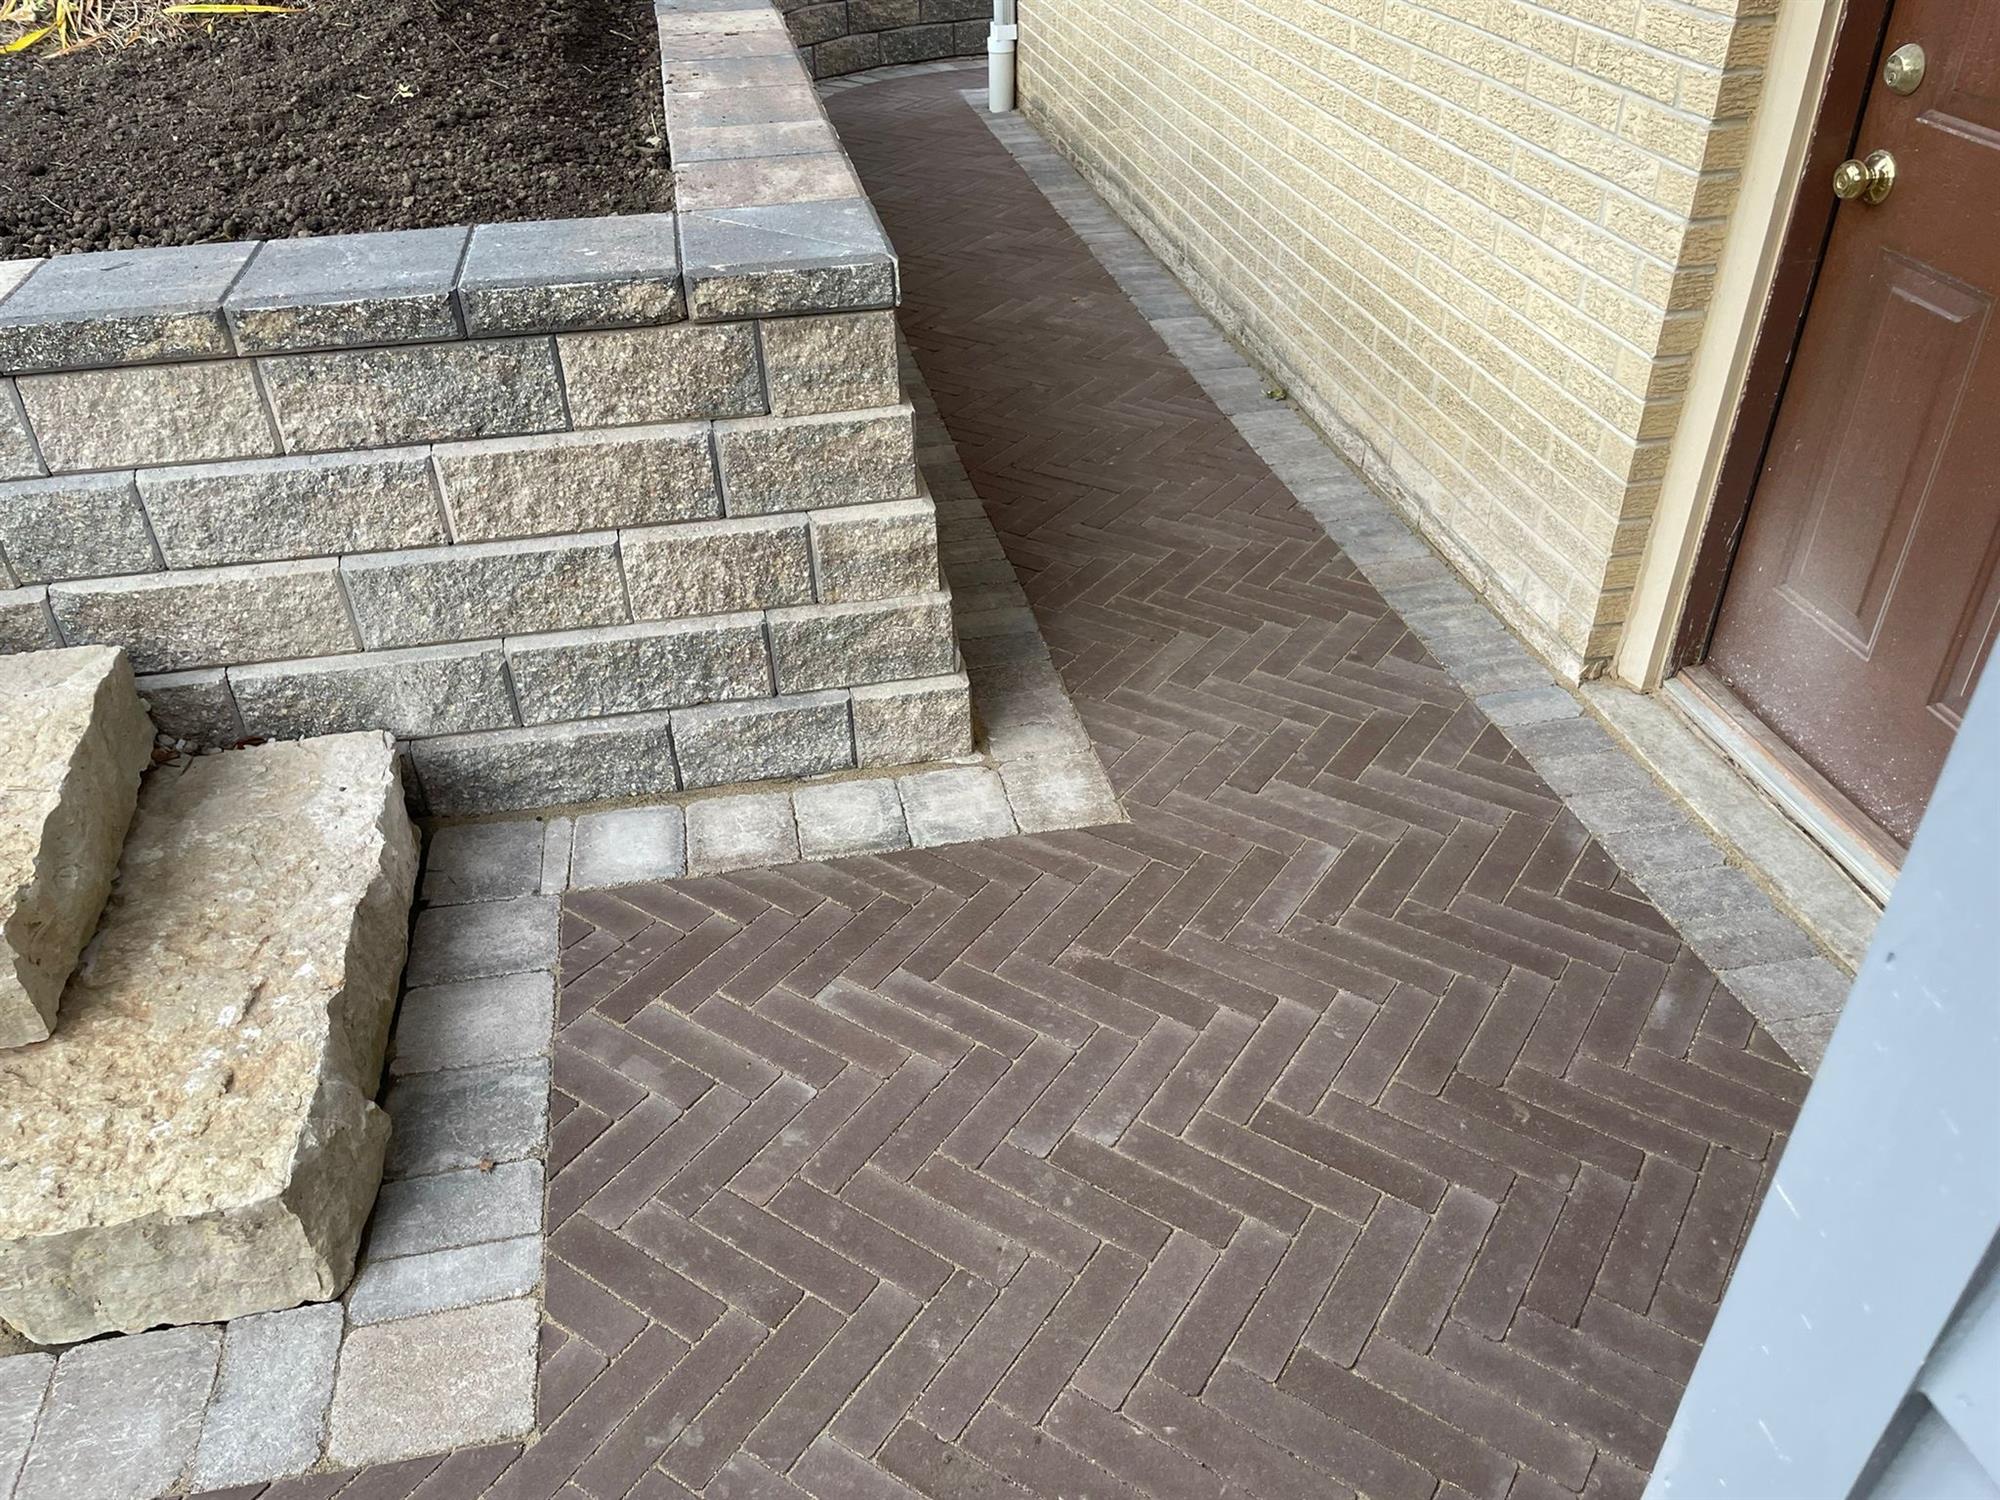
(227, 69, 1807, 1500)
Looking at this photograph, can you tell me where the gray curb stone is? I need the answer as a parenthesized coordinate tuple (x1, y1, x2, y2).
(573, 805, 690, 886)
(189, 1304, 343, 1491)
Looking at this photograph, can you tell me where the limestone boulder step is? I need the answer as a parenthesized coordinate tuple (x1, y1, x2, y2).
(0, 730, 419, 1344)
(0, 646, 153, 1048)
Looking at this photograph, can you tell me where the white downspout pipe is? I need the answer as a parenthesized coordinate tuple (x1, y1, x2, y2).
(989, 0, 1018, 113)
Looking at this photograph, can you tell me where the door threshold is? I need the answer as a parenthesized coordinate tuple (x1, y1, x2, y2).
(1664, 666, 1901, 906)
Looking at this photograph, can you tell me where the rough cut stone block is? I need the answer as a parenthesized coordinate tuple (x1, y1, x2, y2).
(0, 647, 152, 1047)
(50, 557, 357, 674)
(557, 322, 765, 427)
(136, 668, 241, 746)
(459, 214, 685, 336)
(0, 732, 417, 1343)
(0, 382, 40, 482)
(676, 152, 865, 211)
(795, 779, 909, 859)
(768, 593, 958, 692)
(681, 201, 900, 320)
(382, 1057, 550, 1178)
(852, 672, 974, 765)
(342, 534, 627, 650)
(572, 805, 689, 887)
(411, 712, 681, 816)
(17, 360, 277, 473)
(508, 615, 770, 724)
(226, 228, 468, 353)
(686, 791, 800, 874)
(363, 1160, 542, 1261)
(434, 425, 718, 543)
(761, 310, 900, 416)
(391, 971, 554, 1075)
(899, 765, 1018, 847)
(622, 515, 813, 617)
(232, 641, 519, 739)
(139, 448, 444, 568)
(262, 338, 566, 452)
(13, 1326, 220, 1500)
(0, 243, 253, 374)
(673, 691, 853, 789)
(717, 406, 917, 515)
(0, 472, 159, 583)
(326, 1300, 536, 1467)
(0, 587, 58, 653)
(810, 496, 940, 601)
(0, 1353, 52, 1498)
(189, 1303, 343, 1490)
(346, 1234, 542, 1326)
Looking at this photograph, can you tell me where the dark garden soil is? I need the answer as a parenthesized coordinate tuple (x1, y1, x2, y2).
(0, 0, 672, 260)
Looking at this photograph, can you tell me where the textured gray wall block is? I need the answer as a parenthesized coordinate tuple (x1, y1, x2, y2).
(810, 33, 882, 76)
(390, 971, 554, 1074)
(851, 0, 921, 27)
(50, 557, 356, 673)
(189, 1303, 343, 1491)
(0, 243, 252, 375)
(675, 152, 865, 212)
(262, 338, 566, 453)
(325, 1300, 536, 1467)
(231, 641, 518, 739)
(345, 1235, 543, 1327)
(15, 1324, 220, 1500)
(795, 778, 909, 859)
(411, 712, 682, 816)
(810, 495, 939, 602)
(0, 382, 39, 481)
(557, 322, 765, 427)
(572, 805, 688, 887)
(137, 668, 243, 746)
(784, 2, 848, 47)
(507, 615, 770, 724)
(363, 1159, 543, 1261)
(460, 214, 685, 336)
(382, 1057, 550, 1178)
(718, 406, 917, 515)
(680, 201, 900, 320)
(686, 790, 800, 874)
(768, 593, 958, 692)
(761, 311, 900, 416)
(852, 672, 974, 765)
(673, 690, 853, 788)
(139, 448, 444, 568)
(0, 472, 159, 583)
(923, 0, 991, 21)
(622, 514, 814, 617)
(883, 22, 958, 62)
(226, 228, 468, 354)
(0, 585, 58, 652)
(899, 765, 1017, 847)
(435, 425, 718, 543)
(0, 1353, 52, 1500)
(342, 533, 627, 649)
(17, 360, 278, 473)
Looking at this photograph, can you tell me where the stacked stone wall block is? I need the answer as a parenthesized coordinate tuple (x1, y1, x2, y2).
(557, 322, 765, 427)
(260, 339, 570, 455)
(717, 405, 918, 514)
(851, 671, 975, 764)
(49, 558, 357, 674)
(504, 616, 773, 725)
(231, 642, 519, 741)
(0, 380, 42, 481)
(767, 592, 957, 692)
(622, 515, 817, 618)
(0, 473, 160, 584)
(672, 690, 854, 788)
(137, 668, 245, 746)
(790, 0, 987, 77)
(759, 310, 900, 416)
(18, 361, 278, 473)
(808, 495, 941, 601)
(340, 534, 628, 650)
(0, 586, 60, 653)
(139, 450, 445, 568)
(432, 426, 719, 543)
(410, 713, 684, 818)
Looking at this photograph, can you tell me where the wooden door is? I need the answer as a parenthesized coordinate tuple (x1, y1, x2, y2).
(1708, 0, 2000, 848)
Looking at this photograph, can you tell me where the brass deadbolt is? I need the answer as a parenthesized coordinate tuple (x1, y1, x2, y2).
(1883, 43, 1926, 95)
(1833, 149, 1898, 205)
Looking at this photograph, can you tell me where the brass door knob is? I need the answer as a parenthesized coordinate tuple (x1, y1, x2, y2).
(1833, 149, 1898, 204)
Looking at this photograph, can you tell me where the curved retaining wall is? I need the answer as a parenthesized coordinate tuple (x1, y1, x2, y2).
(780, 0, 989, 78)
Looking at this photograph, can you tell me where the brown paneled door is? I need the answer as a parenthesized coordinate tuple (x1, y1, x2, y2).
(1708, 0, 2000, 848)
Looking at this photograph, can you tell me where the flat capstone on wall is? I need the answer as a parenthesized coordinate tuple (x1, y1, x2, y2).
(0, 0, 972, 816)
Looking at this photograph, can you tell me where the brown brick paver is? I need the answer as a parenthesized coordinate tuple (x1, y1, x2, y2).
(231, 68, 1806, 1500)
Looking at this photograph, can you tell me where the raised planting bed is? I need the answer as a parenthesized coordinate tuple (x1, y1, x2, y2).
(0, 0, 973, 817)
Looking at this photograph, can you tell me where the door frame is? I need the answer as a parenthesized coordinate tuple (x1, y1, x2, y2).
(1667, 0, 1900, 671)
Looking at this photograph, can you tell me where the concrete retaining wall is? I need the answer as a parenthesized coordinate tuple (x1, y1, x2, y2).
(779, 0, 988, 78)
(0, 0, 971, 816)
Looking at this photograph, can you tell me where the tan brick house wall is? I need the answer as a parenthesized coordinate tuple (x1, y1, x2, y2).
(1019, 0, 1778, 679)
